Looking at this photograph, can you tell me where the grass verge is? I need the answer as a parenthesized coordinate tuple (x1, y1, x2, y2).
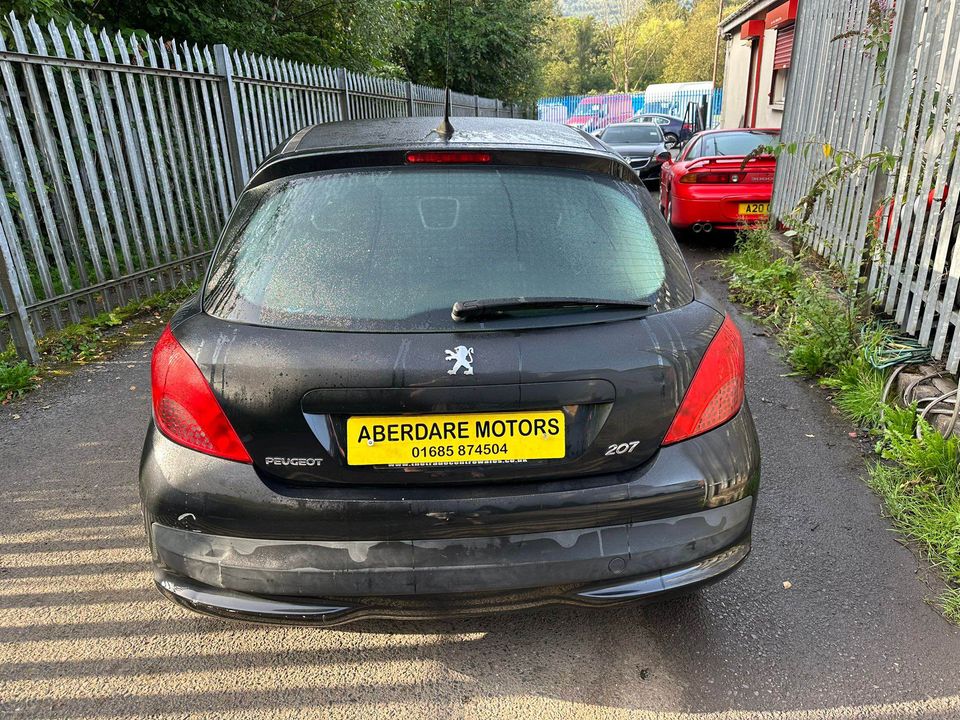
(721, 226, 960, 622)
(0, 282, 198, 401)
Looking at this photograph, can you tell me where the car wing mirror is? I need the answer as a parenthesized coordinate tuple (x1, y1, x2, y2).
(656, 150, 673, 163)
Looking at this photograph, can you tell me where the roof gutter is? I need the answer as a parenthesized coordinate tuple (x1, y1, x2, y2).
(720, 0, 782, 35)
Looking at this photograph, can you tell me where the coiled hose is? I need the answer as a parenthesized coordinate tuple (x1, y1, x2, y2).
(864, 321, 933, 369)
(876, 342, 959, 438)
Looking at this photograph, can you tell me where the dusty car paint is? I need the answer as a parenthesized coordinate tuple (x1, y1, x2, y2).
(140, 117, 761, 624)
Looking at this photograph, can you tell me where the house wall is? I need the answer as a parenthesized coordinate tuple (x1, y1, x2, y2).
(720, 37, 752, 128)
(720, 0, 796, 129)
(755, 26, 785, 128)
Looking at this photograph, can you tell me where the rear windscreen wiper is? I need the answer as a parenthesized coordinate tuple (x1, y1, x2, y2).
(451, 296, 652, 321)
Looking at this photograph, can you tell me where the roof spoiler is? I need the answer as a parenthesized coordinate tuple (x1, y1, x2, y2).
(685, 155, 775, 171)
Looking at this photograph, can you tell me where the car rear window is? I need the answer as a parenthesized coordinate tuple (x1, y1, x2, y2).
(601, 125, 662, 143)
(203, 166, 692, 331)
(686, 131, 778, 159)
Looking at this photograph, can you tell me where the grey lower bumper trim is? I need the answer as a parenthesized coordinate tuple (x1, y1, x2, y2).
(155, 537, 750, 625)
(153, 497, 752, 598)
(157, 574, 351, 623)
(577, 538, 749, 600)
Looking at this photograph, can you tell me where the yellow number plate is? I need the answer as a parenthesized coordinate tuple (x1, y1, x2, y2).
(347, 411, 565, 466)
(739, 202, 769, 216)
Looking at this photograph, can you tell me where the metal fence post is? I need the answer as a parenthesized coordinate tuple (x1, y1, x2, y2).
(860, 0, 920, 298)
(474, 95, 479, 116)
(0, 222, 38, 363)
(337, 67, 351, 121)
(868, 0, 919, 213)
(213, 44, 249, 195)
(405, 81, 415, 117)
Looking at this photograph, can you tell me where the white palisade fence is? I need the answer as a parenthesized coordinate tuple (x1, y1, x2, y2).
(772, 0, 960, 372)
(0, 14, 519, 361)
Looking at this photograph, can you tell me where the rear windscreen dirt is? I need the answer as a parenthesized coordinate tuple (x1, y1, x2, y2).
(203, 166, 693, 331)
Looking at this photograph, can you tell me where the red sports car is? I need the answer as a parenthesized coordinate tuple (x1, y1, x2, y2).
(659, 129, 780, 234)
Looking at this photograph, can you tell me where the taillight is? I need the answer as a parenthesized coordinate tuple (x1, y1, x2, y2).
(662, 315, 745, 445)
(405, 151, 492, 164)
(679, 171, 743, 184)
(151, 326, 252, 463)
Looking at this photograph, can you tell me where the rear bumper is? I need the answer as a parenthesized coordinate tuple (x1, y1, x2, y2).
(141, 405, 759, 624)
(153, 505, 752, 625)
(626, 159, 663, 180)
(670, 192, 772, 230)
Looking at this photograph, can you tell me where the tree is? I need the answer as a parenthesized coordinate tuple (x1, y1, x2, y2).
(9, 0, 414, 76)
(662, 0, 723, 83)
(604, 0, 683, 92)
(397, 0, 551, 103)
(538, 14, 611, 95)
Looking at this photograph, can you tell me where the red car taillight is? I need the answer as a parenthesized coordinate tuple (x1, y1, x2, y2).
(151, 325, 252, 463)
(406, 151, 492, 164)
(679, 171, 744, 184)
(662, 315, 745, 445)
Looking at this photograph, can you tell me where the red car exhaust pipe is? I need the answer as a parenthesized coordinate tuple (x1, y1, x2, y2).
(702, 223, 713, 233)
(692, 223, 703, 233)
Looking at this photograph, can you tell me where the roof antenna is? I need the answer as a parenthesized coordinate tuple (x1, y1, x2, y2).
(434, 0, 454, 140)
(435, 88, 454, 139)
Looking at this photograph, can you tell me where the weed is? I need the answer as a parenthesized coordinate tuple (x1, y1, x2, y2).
(723, 223, 960, 623)
(1, 281, 198, 398)
(721, 226, 860, 375)
(727, 257, 799, 315)
(943, 588, 960, 623)
(879, 403, 919, 441)
(723, 226, 801, 323)
(868, 457, 960, 609)
(883, 421, 959, 490)
(781, 279, 858, 375)
(0, 358, 39, 398)
(822, 355, 888, 427)
(854, 406, 960, 623)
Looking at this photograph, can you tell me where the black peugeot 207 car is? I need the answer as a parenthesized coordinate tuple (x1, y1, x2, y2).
(140, 116, 760, 625)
